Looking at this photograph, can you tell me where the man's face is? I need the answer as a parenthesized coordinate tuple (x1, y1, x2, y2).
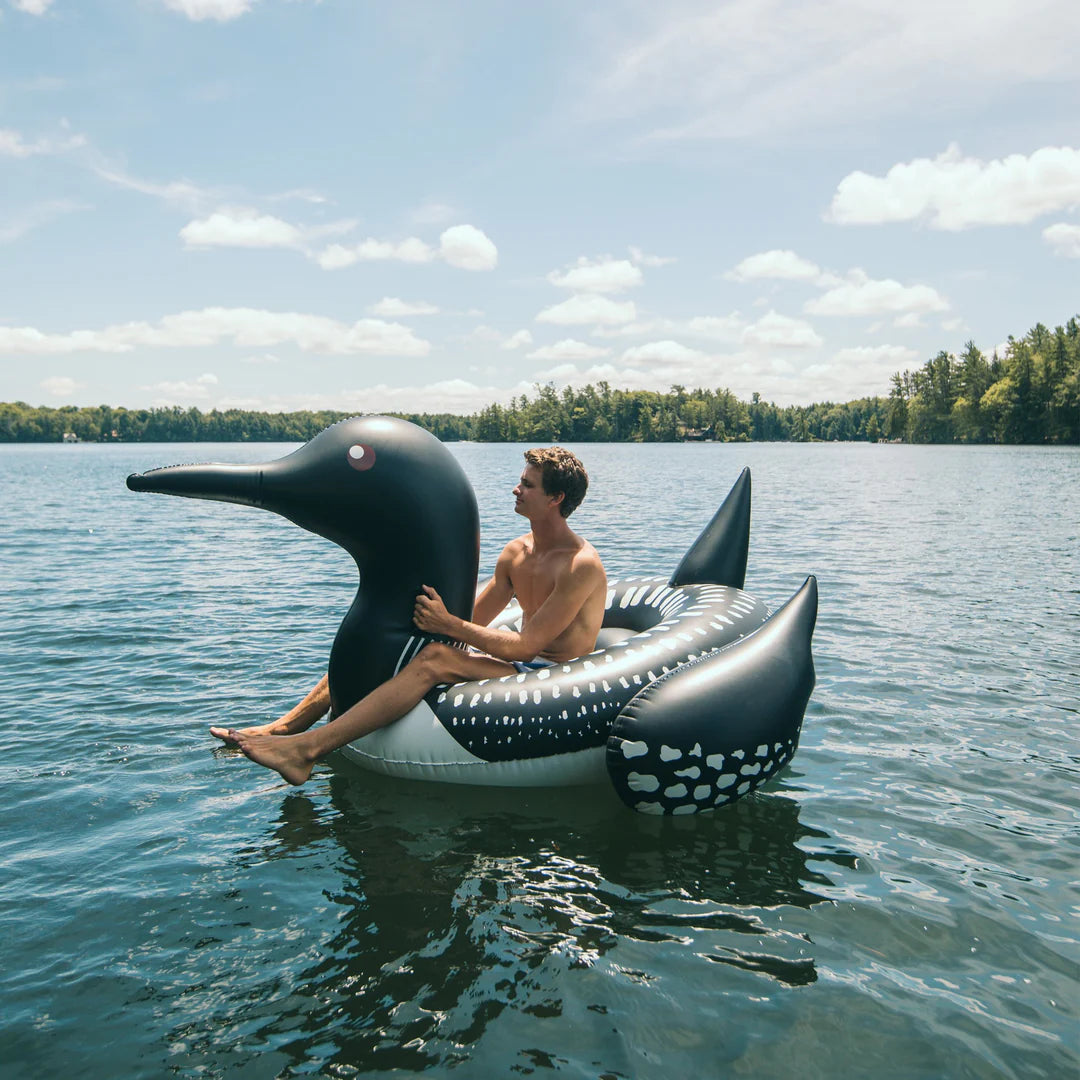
(513, 464, 553, 518)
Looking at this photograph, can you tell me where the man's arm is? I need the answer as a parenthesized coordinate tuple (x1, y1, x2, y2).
(414, 552, 603, 662)
(470, 546, 516, 628)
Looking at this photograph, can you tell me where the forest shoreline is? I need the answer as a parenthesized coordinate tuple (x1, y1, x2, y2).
(4, 317, 1077, 446)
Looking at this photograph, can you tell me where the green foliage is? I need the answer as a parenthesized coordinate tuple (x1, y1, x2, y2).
(5, 315, 1075, 445)
(0, 388, 889, 445)
(886, 317, 1079, 444)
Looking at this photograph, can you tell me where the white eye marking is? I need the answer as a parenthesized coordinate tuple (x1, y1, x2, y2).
(346, 443, 376, 471)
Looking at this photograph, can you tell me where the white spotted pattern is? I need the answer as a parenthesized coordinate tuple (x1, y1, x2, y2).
(424, 576, 773, 778)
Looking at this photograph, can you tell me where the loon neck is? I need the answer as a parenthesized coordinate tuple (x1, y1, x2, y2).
(326, 537, 479, 716)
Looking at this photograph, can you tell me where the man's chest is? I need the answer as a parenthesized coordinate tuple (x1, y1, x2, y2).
(509, 552, 562, 608)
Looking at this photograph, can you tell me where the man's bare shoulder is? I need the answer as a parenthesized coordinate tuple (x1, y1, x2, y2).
(540, 534, 604, 586)
(498, 533, 533, 560)
(567, 539, 605, 580)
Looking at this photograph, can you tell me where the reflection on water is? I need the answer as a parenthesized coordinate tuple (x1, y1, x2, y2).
(167, 766, 833, 1073)
(2, 442, 1077, 1079)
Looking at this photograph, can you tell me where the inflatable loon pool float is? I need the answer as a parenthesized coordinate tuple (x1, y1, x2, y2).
(127, 416, 817, 815)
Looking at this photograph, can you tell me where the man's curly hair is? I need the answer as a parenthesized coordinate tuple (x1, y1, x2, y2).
(523, 447, 589, 518)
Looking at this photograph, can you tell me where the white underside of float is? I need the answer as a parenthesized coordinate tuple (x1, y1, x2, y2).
(338, 700, 607, 787)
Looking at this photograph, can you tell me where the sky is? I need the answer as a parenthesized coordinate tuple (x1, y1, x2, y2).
(2, 0, 1078, 415)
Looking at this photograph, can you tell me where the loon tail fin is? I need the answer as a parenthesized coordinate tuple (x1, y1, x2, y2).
(607, 575, 818, 815)
(669, 467, 751, 589)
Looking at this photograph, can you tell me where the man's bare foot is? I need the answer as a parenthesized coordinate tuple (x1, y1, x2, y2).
(229, 730, 316, 785)
(210, 722, 284, 744)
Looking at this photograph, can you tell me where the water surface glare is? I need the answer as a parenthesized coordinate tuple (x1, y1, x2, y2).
(1, 441, 1077, 1078)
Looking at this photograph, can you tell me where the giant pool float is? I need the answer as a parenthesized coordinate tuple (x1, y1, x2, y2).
(127, 416, 817, 815)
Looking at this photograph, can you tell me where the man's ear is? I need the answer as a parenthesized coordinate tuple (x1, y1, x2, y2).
(549, 491, 565, 510)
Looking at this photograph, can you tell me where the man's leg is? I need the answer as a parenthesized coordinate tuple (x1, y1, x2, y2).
(229, 645, 516, 785)
(210, 674, 330, 743)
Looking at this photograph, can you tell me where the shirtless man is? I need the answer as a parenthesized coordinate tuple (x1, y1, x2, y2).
(217, 447, 607, 785)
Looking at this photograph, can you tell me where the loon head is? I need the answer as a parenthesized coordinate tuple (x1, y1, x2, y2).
(126, 415, 481, 617)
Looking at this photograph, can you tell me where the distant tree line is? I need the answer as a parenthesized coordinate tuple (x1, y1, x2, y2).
(0, 389, 890, 444)
(883, 319, 1079, 444)
(469, 382, 890, 443)
(2, 317, 1076, 445)
(0, 403, 473, 444)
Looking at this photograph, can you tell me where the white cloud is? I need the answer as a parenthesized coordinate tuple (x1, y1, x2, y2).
(547, 257, 643, 293)
(317, 236, 435, 269)
(684, 314, 745, 341)
(501, 329, 534, 350)
(144, 374, 220, 405)
(828, 144, 1080, 230)
(315, 224, 496, 271)
(180, 206, 358, 255)
(0, 127, 86, 157)
(0, 199, 87, 244)
(582, 2, 1078, 141)
(378, 240, 435, 265)
(13, 0, 56, 14)
(1043, 221, 1080, 257)
(334, 378, 533, 415)
(40, 375, 83, 397)
(530, 362, 593, 384)
(180, 207, 305, 249)
(741, 311, 823, 348)
(412, 200, 458, 225)
(590, 319, 669, 339)
(728, 251, 949, 326)
(589, 313, 746, 342)
(521, 336, 921, 405)
(528, 339, 735, 395)
(621, 340, 707, 366)
(802, 345, 919, 400)
(92, 163, 217, 212)
(463, 325, 500, 345)
(530, 357, 719, 394)
(527, 339, 612, 362)
(470, 312, 921, 405)
(161, 0, 255, 21)
(439, 224, 498, 271)
(368, 297, 441, 317)
(269, 188, 329, 205)
(527, 361, 645, 390)
(728, 249, 832, 284)
(805, 270, 948, 317)
(629, 245, 676, 267)
(536, 295, 637, 326)
(315, 244, 364, 270)
(0, 308, 430, 357)
(240, 353, 280, 365)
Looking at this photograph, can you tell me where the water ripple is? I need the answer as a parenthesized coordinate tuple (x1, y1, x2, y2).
(1, 442, 1077, 1078)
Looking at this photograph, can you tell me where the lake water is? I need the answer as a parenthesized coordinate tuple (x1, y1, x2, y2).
(1, 440, 1077, 1078)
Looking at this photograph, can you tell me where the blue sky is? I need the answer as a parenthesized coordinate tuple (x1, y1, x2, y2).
(2, 0, 1078, 413)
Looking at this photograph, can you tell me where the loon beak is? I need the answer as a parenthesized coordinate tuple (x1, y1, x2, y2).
(126, 462, 263, 508)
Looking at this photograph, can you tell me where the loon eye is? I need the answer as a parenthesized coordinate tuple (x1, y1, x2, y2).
(346, 443, 376, 471)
